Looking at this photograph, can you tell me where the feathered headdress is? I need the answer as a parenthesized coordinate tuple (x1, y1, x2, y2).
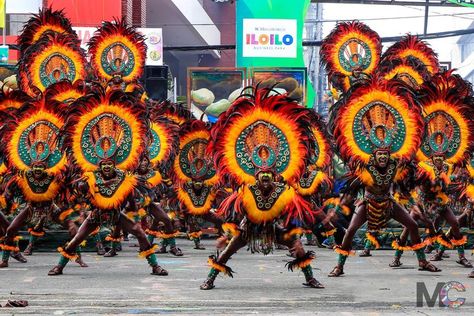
(44, 80, 89, 105)
(18, 32, 86, 97)
(151, 100, 193, 126)
(382, 35, 439, 75)
(296, 109, 332, 195)
(417, 72, 473, 164)
(209, 87, 311, 186)
(321, 21, 382, 92)
(4, 96, 68, 175)
(88, 19, 146, 83)
(0, 90, 33, 113)
(173, 119, 217, 185)
(378, 57, 430, 89)
(64, 89, 147, 172)
(332, 77, 423, 165)
(147, 114, 179, 168)
(17, 7, 75, 52)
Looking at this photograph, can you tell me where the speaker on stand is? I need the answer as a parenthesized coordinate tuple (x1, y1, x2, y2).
(142, 65, 168, 101)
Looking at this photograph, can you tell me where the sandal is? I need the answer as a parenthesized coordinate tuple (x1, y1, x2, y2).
(169, 247, 183, 256)
(456, 257, 473, 268)
(200, 278, 215, 290)
(303, 278, 325, 288)
(48, 265, 64, 276)
(75, 255, 89, 267)
(151, 265, 168, 276)
(10, 252, 27, 263)
(429, 252, 443, 261)
(359, 249, 372, 257)
(328, 265, 344, 277)
(468, 270, 474, 278)
(3, 300, 29, 307)
(418, 261, 441, 272)
(389, 258, 403, 268)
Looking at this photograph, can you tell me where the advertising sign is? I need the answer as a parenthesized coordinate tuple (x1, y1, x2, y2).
(242, 19, 297, 58)
(137, 28, 163, 66)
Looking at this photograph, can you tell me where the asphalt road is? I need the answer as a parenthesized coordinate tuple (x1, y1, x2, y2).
(0, 238, 473, 315)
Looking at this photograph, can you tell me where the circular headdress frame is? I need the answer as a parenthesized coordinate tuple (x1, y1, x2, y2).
(335, 84, 422, 164)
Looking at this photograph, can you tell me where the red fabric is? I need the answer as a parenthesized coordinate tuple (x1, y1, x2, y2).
(46, 0, 122, 27)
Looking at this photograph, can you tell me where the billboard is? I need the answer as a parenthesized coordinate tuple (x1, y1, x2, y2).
(137, 28, 163, 66)
(242, 19, 297, 58)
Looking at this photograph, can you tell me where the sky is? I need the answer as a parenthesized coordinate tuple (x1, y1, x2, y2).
(319, 3, 474, 66)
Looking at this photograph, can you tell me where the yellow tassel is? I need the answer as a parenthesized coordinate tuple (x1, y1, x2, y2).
(28, 228, 45, 237)
(437, 235, 453, 249)
(207, 257, 233, 276)
(423, 235, 438, 245)
(0, 244, 19, 252)
(105, 235, 122, 243)
(59, 208, 75, 221)
(138, 208, 147, 217)
(391, 240, 412, 251)
(322, 228, 337, 237)
(145, 229, 180, 239)
(57, 247, 78, 260)
(221, 223, 240, 237)
(366, 232, 380, 249)
(188, 231, 202, 239)
(89, 226, 100, 236)
(297, 255, 315, 269)
(283, 227, 305, 240)
(138, 244, 158, 258)
(450, 236, 467, 247)
(334, 246, 355, 256)
(80, 240, 87, 247)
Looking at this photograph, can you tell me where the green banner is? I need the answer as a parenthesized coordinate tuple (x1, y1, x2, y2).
(447, 0, 474, 8)
(236, 0, 315, 107)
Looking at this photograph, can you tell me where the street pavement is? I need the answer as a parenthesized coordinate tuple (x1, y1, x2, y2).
(0, 238, 473, 315)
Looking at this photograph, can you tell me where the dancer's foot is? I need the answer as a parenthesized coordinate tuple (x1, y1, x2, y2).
(75, 255, 89, 267)
(96, 242, 106, 255)
(104, 248, 117, 257)
(0, 260, 8, 268)
(418, 260, 441, 272)
(10, 251, 27, 263)
(151, 265, 168, 276)
(328, 265, 344, 277)
(47, 265, 64, 275)
(23, 243, 33, 256)
(456, 256, 473, 268)
(429, 252, 443, 261)
(303, 278, 325, 288)
(359, 249, 372, 257)
(200, 278, 216, 290)
(389, 257, 402, 267)
(169, 246, 183, 256)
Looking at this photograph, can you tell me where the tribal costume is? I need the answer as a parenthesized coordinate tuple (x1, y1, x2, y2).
(173, 119, 223, 250)
(370, 35, 437, 259)
(414, 72, 474, 268)
(326, 77, 440, 277)
(47, 89, 167, 276)
(293, 110, 335, 246)
(320, 21, 381, 93)
(0, 96, 77, 268)
(200, 88, 324, 290)
(128, 111, 183, 256)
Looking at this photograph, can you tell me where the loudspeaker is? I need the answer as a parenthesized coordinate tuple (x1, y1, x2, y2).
(142, 65, 168, 100)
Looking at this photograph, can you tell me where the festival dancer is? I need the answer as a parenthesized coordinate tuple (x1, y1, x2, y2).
(200, 87, 324, 290)
(47, 88, 168, 276)
(140, 110, 183, 256)
(172, 119, 223, 250)
(415, 72, 473, 268)
(325, 77, 440, 276)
